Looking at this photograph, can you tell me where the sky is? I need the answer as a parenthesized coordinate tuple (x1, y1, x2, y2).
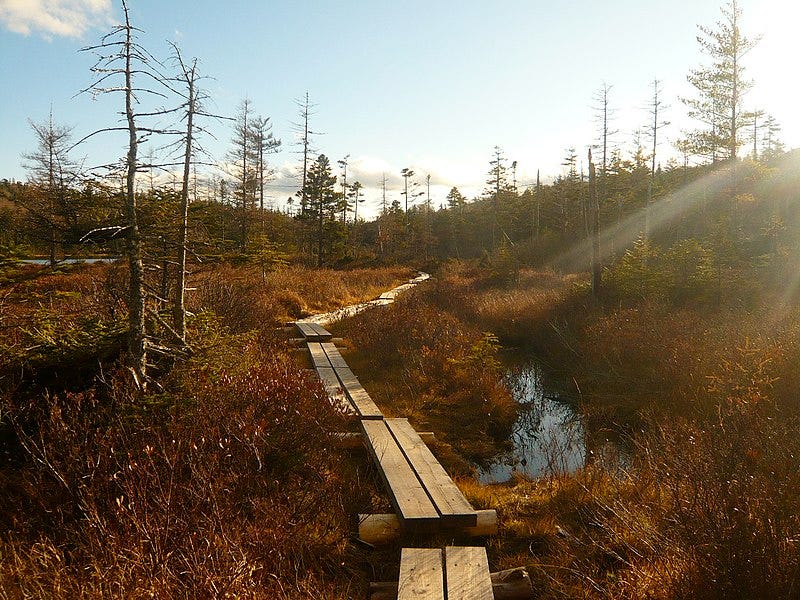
(1, 0, 798, 218)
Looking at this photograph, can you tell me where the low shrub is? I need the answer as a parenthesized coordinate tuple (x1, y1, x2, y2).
(192, 264, 412, 332)
(0, 338, 360, 598)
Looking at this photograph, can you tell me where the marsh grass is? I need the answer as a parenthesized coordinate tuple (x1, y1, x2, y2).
(192, 265, 412, 333)
(0, 262, 413, 598)
(0, 326, 373, 598)
(431, 260, 800, 598)
(333, 286, 517, 468)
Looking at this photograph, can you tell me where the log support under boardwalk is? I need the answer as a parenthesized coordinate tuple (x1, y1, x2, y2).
(358, 510, 498, 545)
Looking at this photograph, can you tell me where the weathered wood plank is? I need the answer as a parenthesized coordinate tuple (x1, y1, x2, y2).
(321, 342, 350, 369)
(336, 367, 383, 419)
(444, 547, 493, 600)
(307, 343, 333, 369)
(295, 322, 317, 339)
(397, 548, 444, 600)
(360, 420, 439, 528)
(386, 419, 477, 528)
(294, 321, 333, 341)
(369, 567, 533, 600)
(358, 511, 498, 546)
(310, 323, 333, 339)
(314, 366, 353, 414)
(335, 431, 436, 450)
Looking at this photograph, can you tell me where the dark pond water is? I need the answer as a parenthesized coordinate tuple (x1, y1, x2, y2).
(478, 360, 587, 483)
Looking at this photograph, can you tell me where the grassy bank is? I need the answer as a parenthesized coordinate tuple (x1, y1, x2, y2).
(332, 287, 518, 470)
(0, 262, 412, 598)
(406, 261, 800, 598)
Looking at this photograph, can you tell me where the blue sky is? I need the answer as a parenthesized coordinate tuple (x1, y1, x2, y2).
(1, 0, 797, 216)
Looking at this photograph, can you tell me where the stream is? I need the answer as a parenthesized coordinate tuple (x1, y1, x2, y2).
(478, 358, 587, 484)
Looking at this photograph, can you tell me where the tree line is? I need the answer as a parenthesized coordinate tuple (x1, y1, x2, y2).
(0, 0, 793, 386)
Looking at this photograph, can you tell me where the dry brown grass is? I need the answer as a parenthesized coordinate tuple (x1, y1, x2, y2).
(432, 261, 800, 598)
(333, 284, 517, 469)
(191, 264, 413, 332)
(459, 398, 800, 598)
(0, 262, 415, 598)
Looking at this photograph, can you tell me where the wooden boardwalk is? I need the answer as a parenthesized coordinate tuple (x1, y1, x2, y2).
(398, 547, 493, 600)
(294, 320, 488, 535)
(290, 275, 522, 599)
(361, 418, 477, 530)
(305, 339, 383, 419)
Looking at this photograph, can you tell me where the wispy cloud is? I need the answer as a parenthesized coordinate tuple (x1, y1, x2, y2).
(0, 0, 113, 39)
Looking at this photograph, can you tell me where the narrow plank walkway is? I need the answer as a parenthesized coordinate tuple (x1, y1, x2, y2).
(304, 340, 383, 419)
(291, 276, 507, 600)
(295, 321, 333, 342)
(398, 547, 493, 600)
(361, 418, 479, 530)
(361, 419, 441, 530)
(386, 419, 477, 527)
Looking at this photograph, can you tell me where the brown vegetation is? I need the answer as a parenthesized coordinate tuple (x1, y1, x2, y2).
(191, 264, 412, 333)
(0, 262, 411, 598)
(332, 285, 517, 469)
(425, 260, 800, 598)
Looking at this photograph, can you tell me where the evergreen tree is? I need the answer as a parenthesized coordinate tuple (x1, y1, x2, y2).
(21, 112, 79, 265)
(226, 99, 257, 250)
(303, 154, 338, 266)
(485, 145, 511, 248)
(683, 0, 757, 163)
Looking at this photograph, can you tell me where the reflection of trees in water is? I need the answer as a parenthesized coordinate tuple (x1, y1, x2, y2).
(480, 364, 586, 482)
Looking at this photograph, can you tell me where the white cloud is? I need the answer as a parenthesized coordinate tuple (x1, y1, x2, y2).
(0, 0, 113, 39)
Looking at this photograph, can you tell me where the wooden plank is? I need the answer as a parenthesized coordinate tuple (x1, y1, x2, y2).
(315, 366, 353, 414)
(307, 343, 332, 369)
(398, 548, 444, 600)
(336, 367, 383, 419)
(295, 322, 318, 339)
(321, 342, 349, 369)
(360, 420, 439, 528)
(358, 511, 497, 546)
(386, 419, 478, 528)
(310, 323, 333, 339)
(294, 321, 332, 341)
(444, 547, 493, 600)
(370, 567, 533, 600)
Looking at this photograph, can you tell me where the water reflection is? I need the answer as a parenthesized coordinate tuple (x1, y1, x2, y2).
(478, 362, 586, 483)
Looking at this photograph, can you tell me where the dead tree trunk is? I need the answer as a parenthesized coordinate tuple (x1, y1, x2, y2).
(174, 54, 196, 342)
(121, 3, 147, 387)
(589, 149, 601, 296)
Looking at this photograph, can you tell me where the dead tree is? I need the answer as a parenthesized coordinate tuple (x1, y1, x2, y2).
(79, 0, 173, 389)
(292, 92, 321, 216)
(170, 46, 198, 343)
(589, 149, 601, 296)
(645, 78, 669, 239)
(164, 43, 230, 343)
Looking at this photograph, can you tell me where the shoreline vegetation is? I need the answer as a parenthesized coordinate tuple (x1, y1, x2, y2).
(388, 262, 800, 598)
(2, 252, 800, 596)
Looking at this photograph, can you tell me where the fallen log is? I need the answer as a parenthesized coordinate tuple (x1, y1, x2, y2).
(358, 510, 498, 545)
(334, 431, 436, 449)
(288, 337, 346, 346)
(368, 566, 533, 600)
